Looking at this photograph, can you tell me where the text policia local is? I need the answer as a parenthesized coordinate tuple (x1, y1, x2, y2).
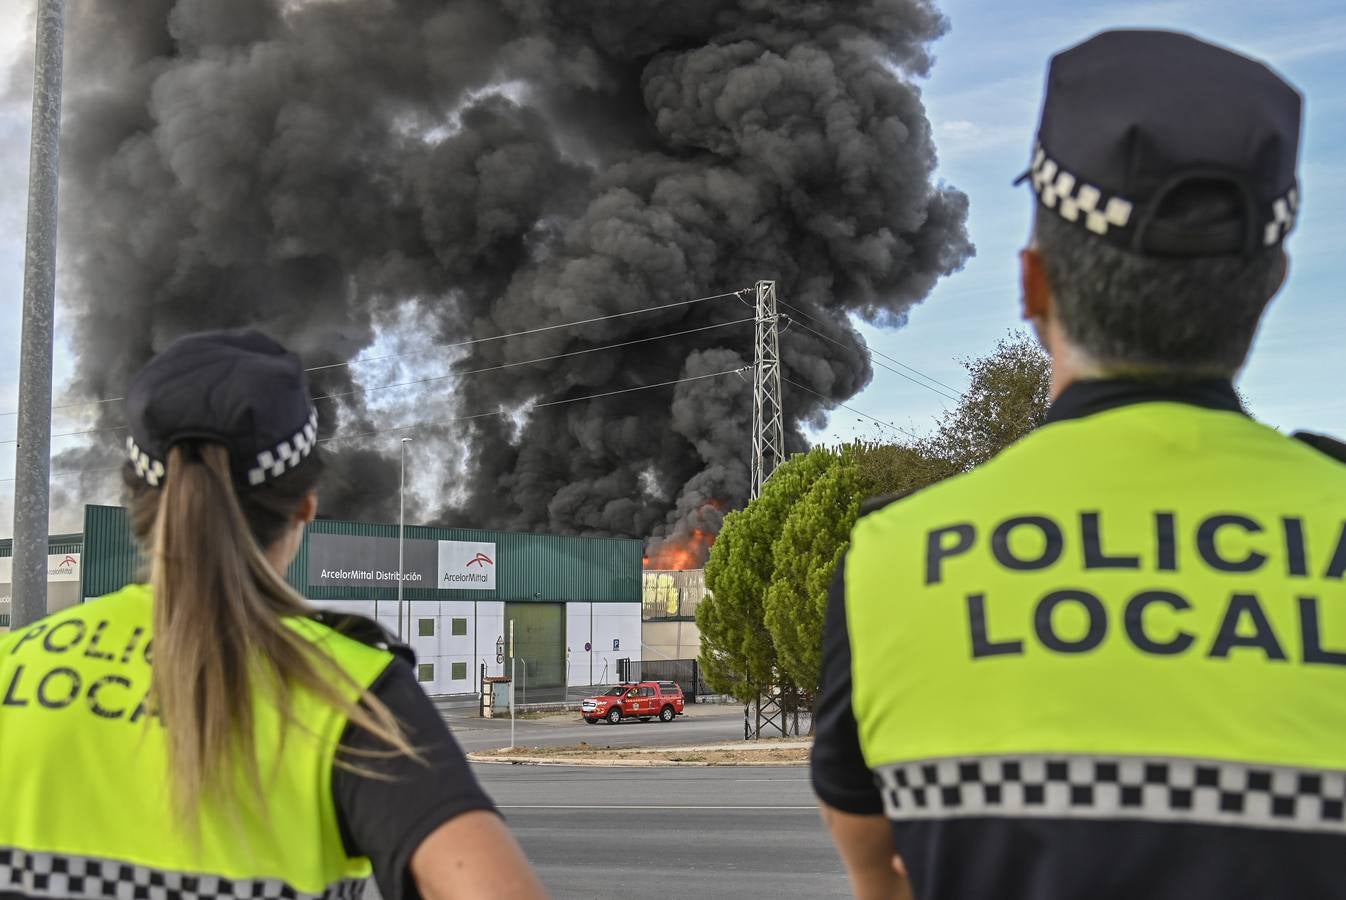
(925, 512, 1346, 664)
(3, 621, 156, 722)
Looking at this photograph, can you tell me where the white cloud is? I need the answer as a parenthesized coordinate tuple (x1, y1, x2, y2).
(1250, 17, 1346, 63)
(936, 118, 1025, 159)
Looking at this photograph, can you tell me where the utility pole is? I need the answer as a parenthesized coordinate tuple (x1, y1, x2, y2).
(11, 0, 67, 629)
(396, 437, 412, 640)
(751, 280, 784, 500)
(509, 619, 516, 750)
(748, 280, 786, 739)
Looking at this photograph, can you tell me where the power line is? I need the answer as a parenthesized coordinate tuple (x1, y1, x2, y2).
(0, 422, 125, 444)
(0, 288, 753, 419)
(780, 313, 962, 404)
(302, 289, 749, 375)
(0, 367, 751, 483)
(0, 463, 124, 485)
(0, 395, 126, 421)
(0, 317, 757, 446)
(307, 317, 754, 407)
(786, 373, 920, 441)
(322, 367, 750, 444)
(775, 298, 965, 400)
(776, 296, 965, 395)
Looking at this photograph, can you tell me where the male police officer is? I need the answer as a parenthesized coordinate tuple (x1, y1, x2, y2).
(811, 30, 1346, 900)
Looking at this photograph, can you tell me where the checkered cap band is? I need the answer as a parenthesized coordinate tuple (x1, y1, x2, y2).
(876, 754, 1346, 834)
(246, 409, 320, 487)
(0, 847, 366, 900)
(1029, 145, 1136, 239)
(1264, 186, 1299, 247)
(127, 437, 166, 488)
(1028, 144, 1298, 251)
(127, 409, 319, 489)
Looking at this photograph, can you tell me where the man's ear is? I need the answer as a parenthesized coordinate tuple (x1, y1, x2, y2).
(1020, 247, 1053, 323)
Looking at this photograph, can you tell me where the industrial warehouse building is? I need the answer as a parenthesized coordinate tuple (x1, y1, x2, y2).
(5, 506, 644, 697)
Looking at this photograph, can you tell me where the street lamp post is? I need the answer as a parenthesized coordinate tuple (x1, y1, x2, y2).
(11, 0, 66, 629)
(397, 437, 412, 641)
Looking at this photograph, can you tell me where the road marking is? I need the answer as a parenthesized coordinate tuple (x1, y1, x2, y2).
(498, 805, 817, 811)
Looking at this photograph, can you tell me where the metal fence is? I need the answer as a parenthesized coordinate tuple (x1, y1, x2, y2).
(617, 658, 710, 702)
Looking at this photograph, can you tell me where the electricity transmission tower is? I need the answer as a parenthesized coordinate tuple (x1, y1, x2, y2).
(746, 279, 792, 739)
(750, 280, 784, 500)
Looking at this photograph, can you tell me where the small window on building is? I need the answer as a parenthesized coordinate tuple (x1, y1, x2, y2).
(418, 618, 435, 637)
(417, 663, 435, 683)
(451, 617, 468, 637)
(451, 662, 468, 681)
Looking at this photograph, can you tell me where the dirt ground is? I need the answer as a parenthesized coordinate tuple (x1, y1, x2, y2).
(509, 710, 578, 721)
(474, 738, 810, 764)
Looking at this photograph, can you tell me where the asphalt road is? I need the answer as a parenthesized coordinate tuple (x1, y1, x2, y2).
(476, 764, 850, 900)
(443, 703, 757, 754)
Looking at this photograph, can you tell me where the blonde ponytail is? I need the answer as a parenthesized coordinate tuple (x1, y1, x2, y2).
(130, 444, 417, 822)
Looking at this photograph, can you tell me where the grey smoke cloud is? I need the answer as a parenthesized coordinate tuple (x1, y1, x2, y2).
(44, 0, 972, 547)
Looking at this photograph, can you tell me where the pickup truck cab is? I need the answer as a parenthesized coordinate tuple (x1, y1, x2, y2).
(581, 681, 685, 724)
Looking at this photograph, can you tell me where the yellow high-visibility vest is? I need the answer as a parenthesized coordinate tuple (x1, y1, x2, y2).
(0, 584, 391, 899)
(847, 400, 1346, 830)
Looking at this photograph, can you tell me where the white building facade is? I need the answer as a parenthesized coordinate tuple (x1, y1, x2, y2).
(297, 523, 642, 697)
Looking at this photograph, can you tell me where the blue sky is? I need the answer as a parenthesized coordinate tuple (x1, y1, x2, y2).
(826, 0, 1346, 444)
(0, 1, 1343, 532)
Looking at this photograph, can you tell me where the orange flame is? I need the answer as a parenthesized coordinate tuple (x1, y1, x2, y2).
(644, 501, 724, 571)
(644, 529, 716, 571)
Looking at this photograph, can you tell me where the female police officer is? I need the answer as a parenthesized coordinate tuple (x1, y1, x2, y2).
(0, 330, 546, 900)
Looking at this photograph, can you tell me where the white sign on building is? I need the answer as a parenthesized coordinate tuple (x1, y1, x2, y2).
(0, 553, 81, 584)
(437, 541, 497, 591)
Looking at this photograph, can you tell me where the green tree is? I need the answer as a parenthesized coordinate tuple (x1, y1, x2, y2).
(764, 448, 860, 693)
(698, 448, 838, 702)
(852, 439, 955, 498)
(921, 333, 1051, 472)
(761, 441, 952, 694)
(702, 333, 1053, 701)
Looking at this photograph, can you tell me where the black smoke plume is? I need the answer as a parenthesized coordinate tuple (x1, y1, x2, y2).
(45, 0, 972, 549)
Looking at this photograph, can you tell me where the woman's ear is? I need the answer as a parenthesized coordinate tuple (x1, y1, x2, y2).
(1274, 250, 1290, 298)
(296, 490, 318, 526)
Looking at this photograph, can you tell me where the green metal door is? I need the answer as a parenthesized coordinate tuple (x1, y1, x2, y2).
(505, 602, 565, 702)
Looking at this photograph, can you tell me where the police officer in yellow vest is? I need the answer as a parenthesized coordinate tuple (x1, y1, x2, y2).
(0, 331, 547, 900)
(812, 30, 1345, 900)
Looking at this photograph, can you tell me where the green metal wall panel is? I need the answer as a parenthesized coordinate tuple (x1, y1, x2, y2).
(0, 534, 84, 559)
(80, 506, 642, 604)
(81, 505, 145, 599)
(295, 519, 642, 603)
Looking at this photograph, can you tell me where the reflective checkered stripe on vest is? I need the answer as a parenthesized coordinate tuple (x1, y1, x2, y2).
(0, 585, 393, 900)
(846, 402, 1346, 835)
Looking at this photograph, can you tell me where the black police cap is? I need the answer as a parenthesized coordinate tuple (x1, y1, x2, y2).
(1018, 30, 1302, 257)
(126, 329, 318, 488)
